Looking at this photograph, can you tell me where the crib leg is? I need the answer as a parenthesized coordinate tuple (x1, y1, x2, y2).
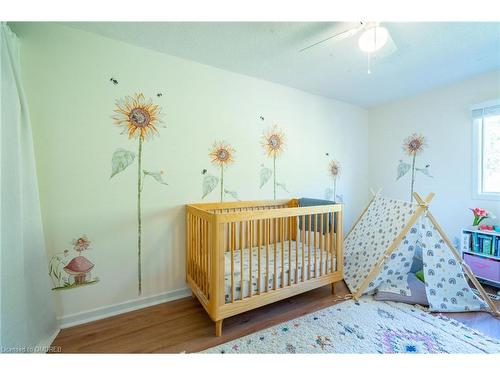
(331, 282, 336, 295)
(191, 291, 196, 298)
(215, 319, 223, 337)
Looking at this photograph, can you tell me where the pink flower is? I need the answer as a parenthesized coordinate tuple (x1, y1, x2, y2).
(470, 208, 494, 226)
(471, 208, 487, 217)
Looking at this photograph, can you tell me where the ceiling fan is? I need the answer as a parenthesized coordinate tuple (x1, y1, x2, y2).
(299, 22, 394, 73)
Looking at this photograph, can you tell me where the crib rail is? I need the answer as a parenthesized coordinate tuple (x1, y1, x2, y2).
(186, 199, 343, 334)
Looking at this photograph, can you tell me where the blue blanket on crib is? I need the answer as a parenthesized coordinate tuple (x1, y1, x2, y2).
(298, 198, 336, 233)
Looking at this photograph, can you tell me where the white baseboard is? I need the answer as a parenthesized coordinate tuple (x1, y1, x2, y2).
(58, 287, 191, 329)
(37, 328, 60, 353)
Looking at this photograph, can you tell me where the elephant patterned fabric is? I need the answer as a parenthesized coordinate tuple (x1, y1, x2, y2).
(344, 196, 417, 293)
(419, 215, 487, 312)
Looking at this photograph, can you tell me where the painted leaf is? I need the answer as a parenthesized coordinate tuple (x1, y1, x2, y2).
(110, 148, 135, 178)
(202, 174, 219, 199)
(276, 182, 289, 192)
(324, 188, 333, 200)
(260, 166, 273, 188)
(143, 170, 168, 185)
(224, 189, 240, 201)
(416, 167, 433, 178)
(396, 161, 411, 180)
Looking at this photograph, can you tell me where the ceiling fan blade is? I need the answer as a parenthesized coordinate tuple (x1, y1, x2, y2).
(298, 24, 364, 53)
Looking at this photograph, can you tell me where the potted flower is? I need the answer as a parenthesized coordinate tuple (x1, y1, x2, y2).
(470, 207, 495, 228)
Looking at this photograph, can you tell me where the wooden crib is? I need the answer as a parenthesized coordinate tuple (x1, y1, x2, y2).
(186, 199, 343, 336)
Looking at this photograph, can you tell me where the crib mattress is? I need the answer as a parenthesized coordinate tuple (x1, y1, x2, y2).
(224, 240, 336, 303)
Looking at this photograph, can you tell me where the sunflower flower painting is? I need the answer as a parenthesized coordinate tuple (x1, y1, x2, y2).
(397, 133, 432, 202)
(111, 93, 168, 295)
(202, 141, 239, 202)
(260, 124, 289, 199)
(325, 159, 342, 202)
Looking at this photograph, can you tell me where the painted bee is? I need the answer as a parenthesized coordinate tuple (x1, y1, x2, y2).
(110, 78, 118, 85)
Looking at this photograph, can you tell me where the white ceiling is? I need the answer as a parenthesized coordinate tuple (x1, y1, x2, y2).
(65, 22, 500, 107)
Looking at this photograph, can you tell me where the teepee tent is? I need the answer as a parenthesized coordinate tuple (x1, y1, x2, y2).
(344, 191, 499, 315)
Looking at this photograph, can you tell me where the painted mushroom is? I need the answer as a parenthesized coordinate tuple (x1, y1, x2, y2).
(63, 256, 94, 284)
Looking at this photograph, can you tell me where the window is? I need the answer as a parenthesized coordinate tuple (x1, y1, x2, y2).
(472, 100, 500, 200)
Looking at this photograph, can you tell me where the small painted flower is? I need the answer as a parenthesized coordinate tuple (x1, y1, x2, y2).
(72, 235, 90, 253)
(209, 141, 235, 167)
(262, 124, 285, 157)
(402, 133, 426, 155)
(113, 93, 162, 140)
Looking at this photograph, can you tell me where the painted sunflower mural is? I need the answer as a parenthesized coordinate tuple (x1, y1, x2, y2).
(325, 159, 342, 202)
(397, 133, 432, 202)
(260, 124, 288, 199)
(202, 140, 239, 201)
(111, 93, 167, 295)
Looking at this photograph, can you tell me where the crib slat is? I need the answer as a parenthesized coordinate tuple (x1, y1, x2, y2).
(325, 213, 329, 274)
(307, 214, 312, 280)
(320, 214, 324, 276)
(336, 210, 343, 273)
(301, 215, 305, 282)
(205, 219, 209, 295)
(280, 217, 284, 288)
(240, 221, 244, 300)
(265, 218, 270, 293)
(295, 215, 299, 284)
(200, 219, 204, 294)
(257, 219, 261, 295)
(206, 220, 210, 296)
(288, 216, 292, 286)
(232, 220, 236, 252)
(199, 217, 203, 287)
(195, 216, 199, 287)
(273, 218, 277, 290)
(230, 222, 235, 303)
(204, 219, 207, 290)
(249, 220, 253, 298)
(314, 214, 318, 279)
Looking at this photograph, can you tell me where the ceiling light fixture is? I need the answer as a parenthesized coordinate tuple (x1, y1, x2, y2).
(358, 26, 389, 53)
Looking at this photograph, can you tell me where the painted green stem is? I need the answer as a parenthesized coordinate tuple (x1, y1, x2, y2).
(273, 154, 276, 200)
(220, 166, 224, 202)
(137, 136, 143, 295)
(410, 153, 416, 203)
(333, 178, 337, 202)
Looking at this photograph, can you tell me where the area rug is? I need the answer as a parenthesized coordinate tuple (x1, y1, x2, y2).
(202, 297, 500, 353)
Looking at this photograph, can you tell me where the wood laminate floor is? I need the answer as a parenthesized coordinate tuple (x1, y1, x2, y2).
(51, 282, 500, 353)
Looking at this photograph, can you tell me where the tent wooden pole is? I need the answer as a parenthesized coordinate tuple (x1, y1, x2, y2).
(352, 192, 435, 300)
(345, 189, 380, 240)
(413, 193, 499, 316)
